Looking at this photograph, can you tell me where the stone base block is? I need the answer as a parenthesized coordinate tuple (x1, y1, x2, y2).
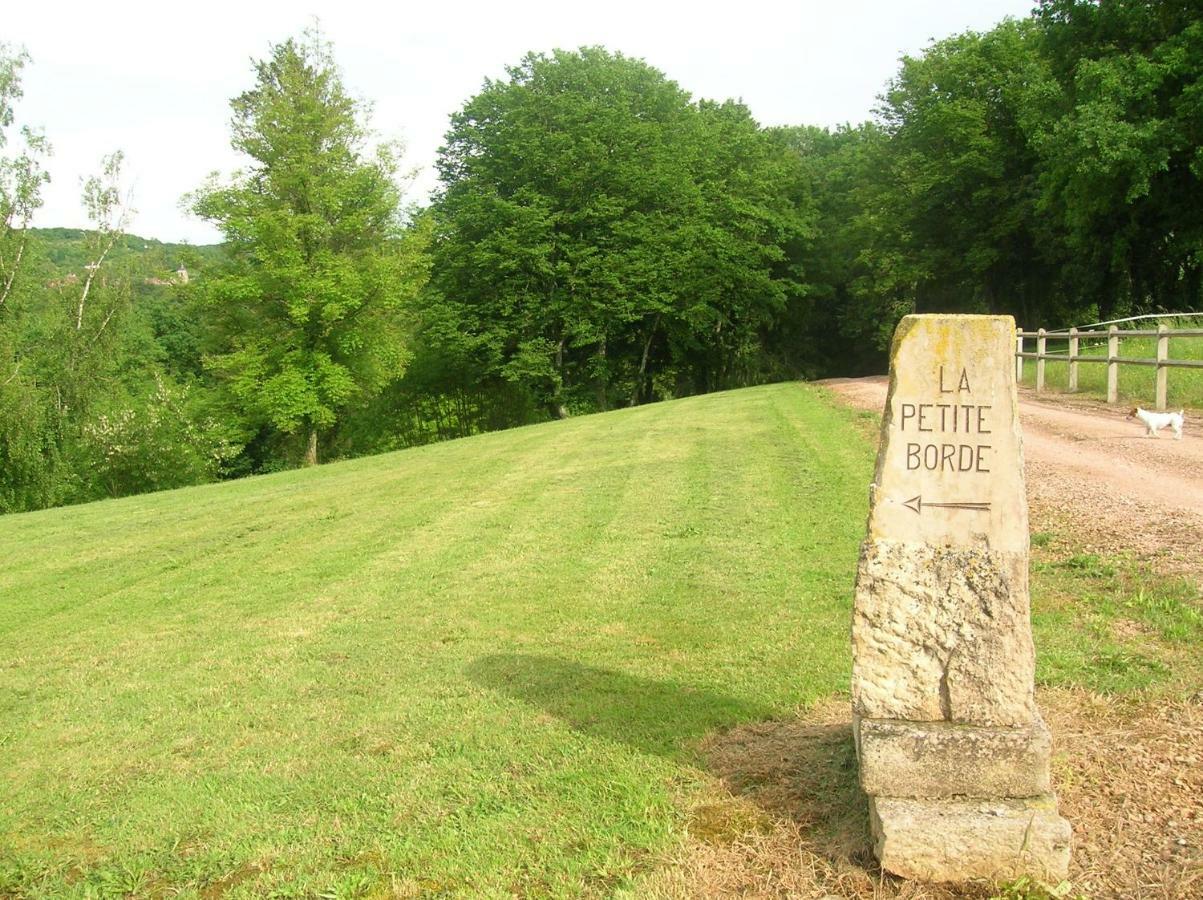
(870, 795, 1071, 883)
(856, 716, 1051, 799)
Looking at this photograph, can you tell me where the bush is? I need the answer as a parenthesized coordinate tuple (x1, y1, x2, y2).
(80, 376, 236, 498)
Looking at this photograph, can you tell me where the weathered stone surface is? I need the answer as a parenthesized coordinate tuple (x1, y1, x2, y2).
(870, 796, 1071, 883)
(865, 314, 1028, 555)
(856, 716, 1052, 800)
(852, 314, 1036, 729)
(852, 540, 1036, 727)
(850, 314, 1070, 883)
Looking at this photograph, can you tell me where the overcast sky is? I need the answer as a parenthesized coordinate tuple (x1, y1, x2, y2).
(6, 0, 1034, 244)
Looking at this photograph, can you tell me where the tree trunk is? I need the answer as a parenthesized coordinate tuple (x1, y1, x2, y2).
(550, 334, 569, 419)
(595, 334, 608, 411)
(76, 230, 120, 330)
(305, 427, 319, 466)
(0, 235, 26, 309)
(633, 321, 657, 406)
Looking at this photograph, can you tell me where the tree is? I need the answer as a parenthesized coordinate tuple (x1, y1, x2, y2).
(0, 43, 61, 512)
(36, 152, 143, 425)
(1032, 0, 1203, 317)
(793, 3, 1203, 347)
(868, 21, 1064, 325)
(74, 151, 132, 331)
(426, 47, 806, 415)
(191, 30, 423, 466)
(772, 122, 897, 372)
(0, 42, 50, 313)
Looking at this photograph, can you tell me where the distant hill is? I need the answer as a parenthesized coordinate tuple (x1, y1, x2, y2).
(30, 227, 224, 278)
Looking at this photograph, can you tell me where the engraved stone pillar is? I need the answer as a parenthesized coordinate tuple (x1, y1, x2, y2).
(852, 314, 1070, 883)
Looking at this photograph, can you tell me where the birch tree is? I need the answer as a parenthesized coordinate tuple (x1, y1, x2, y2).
(0, 43, 50, 312)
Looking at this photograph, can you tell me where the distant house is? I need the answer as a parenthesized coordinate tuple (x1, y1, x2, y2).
(143, 267, 190, 288)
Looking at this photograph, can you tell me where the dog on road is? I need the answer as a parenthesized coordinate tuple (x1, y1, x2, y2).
(1128, 406, 1185, 439)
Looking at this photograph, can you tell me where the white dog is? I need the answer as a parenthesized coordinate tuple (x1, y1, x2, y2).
(1128, 406, 1184, 439)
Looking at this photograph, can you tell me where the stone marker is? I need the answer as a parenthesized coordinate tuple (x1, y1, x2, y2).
(852, 314, 1070, 883)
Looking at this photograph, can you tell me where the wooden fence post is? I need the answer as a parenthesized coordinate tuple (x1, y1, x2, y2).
(1015, 328, 1023, 383)
(1036, 328, 1046, 393)
(1155, 323, 1169, 411)
(1067, 327, 1079, 392)
(1107, 326, 1119, 405)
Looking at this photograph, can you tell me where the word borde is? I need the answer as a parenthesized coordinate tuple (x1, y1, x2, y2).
(900, 366, 993, 473)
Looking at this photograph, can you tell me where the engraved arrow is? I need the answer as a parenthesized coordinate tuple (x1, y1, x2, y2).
(903, 495, 991, 515)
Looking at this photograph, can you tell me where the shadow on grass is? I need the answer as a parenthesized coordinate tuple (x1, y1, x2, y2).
(466, 653, 774, 758)
(467, 653, 875, 875)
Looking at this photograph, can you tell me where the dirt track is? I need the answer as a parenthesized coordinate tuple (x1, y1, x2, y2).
(822, 376, 1203, 580)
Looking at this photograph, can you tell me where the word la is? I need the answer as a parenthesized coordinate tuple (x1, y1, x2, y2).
(939, 366, 971, 394)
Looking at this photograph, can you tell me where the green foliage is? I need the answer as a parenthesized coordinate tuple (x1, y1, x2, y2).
(788, 0, 1203, 353)
(191, 30, 426, 464)
(0, 41, 50, 314)
(427, 47, 808, 414)
(771, 122, 897, 371)
(0, 49, 229, 514)
(1033, 0, 1203, 316)
(337, 336, 543, 455)
(0, 49, 64, 511)
(872, 20, 1062, 321)
(78, 376, 235, 499)
(0, 339, 69, 512)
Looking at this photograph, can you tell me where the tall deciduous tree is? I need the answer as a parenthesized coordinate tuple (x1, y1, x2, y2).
(0, 42, 58, 511)
(191, 31, 423, 465)
(870, 21, 1062, 323)
(426, 47, 805, 414)
(1033, 0, 1203, 317)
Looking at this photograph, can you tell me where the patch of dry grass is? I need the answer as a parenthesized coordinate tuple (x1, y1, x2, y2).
(1043, 689, 1203, 899)
(637, 697, 988, 899)
(639, 689, 1202, 899)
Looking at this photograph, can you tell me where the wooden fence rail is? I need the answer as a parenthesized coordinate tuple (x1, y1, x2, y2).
(1015, 324, 1203, 410)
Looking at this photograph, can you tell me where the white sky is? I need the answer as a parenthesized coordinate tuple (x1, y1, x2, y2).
(6, 0, 1034, 244)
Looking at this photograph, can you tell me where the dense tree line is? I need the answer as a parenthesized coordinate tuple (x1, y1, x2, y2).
(1, 0, 1200, 512)
(423, 47, 805, 416)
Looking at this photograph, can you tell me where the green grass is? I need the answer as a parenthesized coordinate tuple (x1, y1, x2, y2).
(3, 381, 1197, 897)
(1020, 317, 1203, 409)
(0, 383, 875, 897)
(1031, 549, 1203, 694)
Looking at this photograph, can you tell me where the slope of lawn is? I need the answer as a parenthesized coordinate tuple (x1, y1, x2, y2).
(0, 382, 877, 897)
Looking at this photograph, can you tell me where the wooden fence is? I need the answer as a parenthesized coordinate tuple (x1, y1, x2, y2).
(1015, 322, 1203, 410)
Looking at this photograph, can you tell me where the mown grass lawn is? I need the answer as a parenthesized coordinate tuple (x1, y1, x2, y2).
(5, 382, 1199, 898)
(0, 383, 877, 897)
